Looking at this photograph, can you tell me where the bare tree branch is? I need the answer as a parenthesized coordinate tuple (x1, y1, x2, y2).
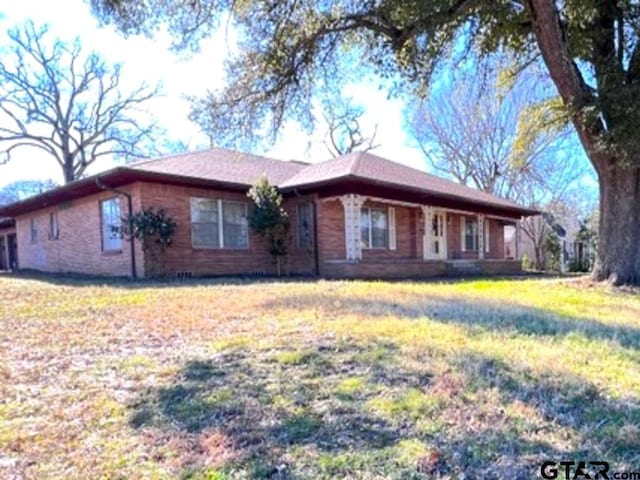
(0, 20, 161, 183)
(320, 95, 379, 158)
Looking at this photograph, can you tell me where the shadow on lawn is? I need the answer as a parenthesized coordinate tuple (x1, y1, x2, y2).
(127, 337, 640, 479)
(264, 293, 640, 351)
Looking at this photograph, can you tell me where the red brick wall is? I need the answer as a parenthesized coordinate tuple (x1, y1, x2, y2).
(15, 184, 144, 277)
(321, 259, 521, 279)
(485, 218, 505, 260)
(138, 183, 316, 277)
(315, 199, 345, 262)
(322, 259, 448, 279)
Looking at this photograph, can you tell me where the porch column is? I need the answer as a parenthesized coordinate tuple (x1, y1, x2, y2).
(478, 214, 485, 259)
(339, 194, 365, 261)
(421, 206, 432, 260)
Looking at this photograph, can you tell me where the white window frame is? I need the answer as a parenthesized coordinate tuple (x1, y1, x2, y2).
(461, 216, 479, 252)
(221, 200, 249, 249)
(361, 206, 389, 249)
(101, 197, 122, 252)
(190, 197, 249, 249)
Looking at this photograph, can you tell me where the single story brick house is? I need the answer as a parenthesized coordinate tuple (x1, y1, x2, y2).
(0, 148, 536, 278)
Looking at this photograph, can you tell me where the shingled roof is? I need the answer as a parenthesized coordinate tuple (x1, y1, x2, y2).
(0, 148, 536, 217)
(130, 148, 307, 186)
(279, 151, 526, 211)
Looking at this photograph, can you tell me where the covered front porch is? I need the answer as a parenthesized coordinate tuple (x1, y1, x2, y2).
(317, 193, 523, 278)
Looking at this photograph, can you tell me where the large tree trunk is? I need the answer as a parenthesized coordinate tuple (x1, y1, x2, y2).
(63, 161, 75, 184)
(593, 164, 640, 285)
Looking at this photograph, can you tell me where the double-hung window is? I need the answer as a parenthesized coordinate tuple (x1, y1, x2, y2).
(461, 216, 490, 253)
(190, 197, 248, 249)
(101, 198, 122, 251)
(191, 198, 220, 248)
(361, 207, 388, 249)
(222, 201, 249, 248)
(463, 216, 478, 251)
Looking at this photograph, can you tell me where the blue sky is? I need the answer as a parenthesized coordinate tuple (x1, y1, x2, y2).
(0, 0, 425, 189)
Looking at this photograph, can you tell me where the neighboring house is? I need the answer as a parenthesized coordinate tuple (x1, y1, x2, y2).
(0, 218, 17, 271)
(506, 213, 594, 271)
(0, 148, 537, 279)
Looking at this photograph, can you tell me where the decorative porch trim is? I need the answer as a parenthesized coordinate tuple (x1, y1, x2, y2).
(421, 206, 432, 260)
(339, 194, 365, 261)
(324, 194, 418, 208)
(478, 214, 485, 259)
(323, 195, 520, 223)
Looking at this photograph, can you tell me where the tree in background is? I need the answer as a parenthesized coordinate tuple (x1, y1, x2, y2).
(92, 0, 640, 284)
(0, 21, 160, 184)
(247, 177, 289, 276)
(321, 95, 379, 158)
(0, 179, 57, 205)
(406, 57, 592, 270)
(407, 58, 583, 201)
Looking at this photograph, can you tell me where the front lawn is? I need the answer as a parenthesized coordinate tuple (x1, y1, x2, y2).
(1, 274, 638, 479)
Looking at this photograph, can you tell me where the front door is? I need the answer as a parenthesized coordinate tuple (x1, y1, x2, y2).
(7, 234, 17, 270)
(424, 210, 447, 260)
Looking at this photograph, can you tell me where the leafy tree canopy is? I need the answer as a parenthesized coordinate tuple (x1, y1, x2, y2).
(92, 0, 640, 167)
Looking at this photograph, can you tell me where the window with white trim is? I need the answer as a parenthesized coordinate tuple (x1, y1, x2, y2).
(101, 198, 122, 251)
(463, 216, 478, 251)
(222, 201, 249, 248)
(361, 207, 388, 249)
(190, 197, 248, 249)
(191, 198, 219, 248)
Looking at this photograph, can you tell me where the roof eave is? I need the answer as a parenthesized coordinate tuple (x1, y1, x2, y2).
(281, 175, 538, 217)
(0, 168, 255, 218)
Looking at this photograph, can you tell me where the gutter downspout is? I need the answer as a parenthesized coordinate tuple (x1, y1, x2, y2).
(95, 178, 137, 279)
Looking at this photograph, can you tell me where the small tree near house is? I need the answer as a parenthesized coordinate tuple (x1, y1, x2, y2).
(247, 177, 289, 276)
(119, 207, 177, 276)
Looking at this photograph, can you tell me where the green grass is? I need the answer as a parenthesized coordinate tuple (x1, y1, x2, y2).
(0, 272, 639, 479)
